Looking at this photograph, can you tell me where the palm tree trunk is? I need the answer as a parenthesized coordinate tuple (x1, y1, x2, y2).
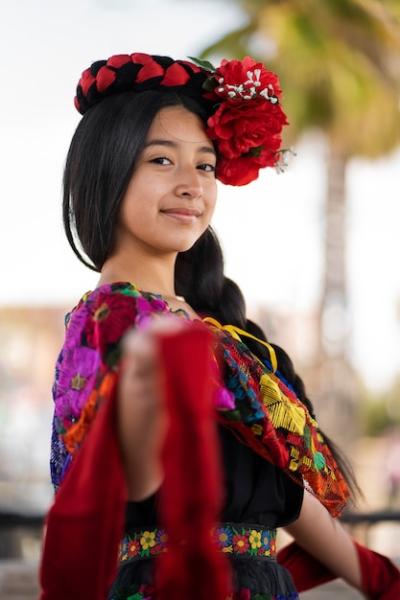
(314, 141, 359, 442)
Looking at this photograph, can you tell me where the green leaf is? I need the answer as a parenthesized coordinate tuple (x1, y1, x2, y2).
(187, 56, 216, 72)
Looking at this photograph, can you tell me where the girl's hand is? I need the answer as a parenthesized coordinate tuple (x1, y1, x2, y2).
(117, 314, 187, 500)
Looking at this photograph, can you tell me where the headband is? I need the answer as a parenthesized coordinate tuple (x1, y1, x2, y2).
(74, 52, 289, 186)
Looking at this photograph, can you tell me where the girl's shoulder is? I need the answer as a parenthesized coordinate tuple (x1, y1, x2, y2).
(63, 281, 195, 356)
(65, 281, 172, 327)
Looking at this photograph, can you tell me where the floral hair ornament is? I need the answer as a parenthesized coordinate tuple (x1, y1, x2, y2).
(74, 52, 292, 186)
(189, 55, 292, 186)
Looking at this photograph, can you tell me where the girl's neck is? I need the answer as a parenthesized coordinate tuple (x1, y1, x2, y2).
(98, 257, 179, 299)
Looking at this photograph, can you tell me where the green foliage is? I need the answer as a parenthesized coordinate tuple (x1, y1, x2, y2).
(199, 0, 400, 158)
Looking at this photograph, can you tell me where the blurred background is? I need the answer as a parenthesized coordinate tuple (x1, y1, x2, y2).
(0, 0, 399, 597)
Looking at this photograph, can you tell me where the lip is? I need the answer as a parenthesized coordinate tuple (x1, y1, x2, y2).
(161, 211, 199, 223)
(161, 208, 202, 216)
(160, 208, 202, 223)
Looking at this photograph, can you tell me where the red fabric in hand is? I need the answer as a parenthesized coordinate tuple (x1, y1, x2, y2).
(277, 541, 336, 592)
(39, 322, 231, 600)
(155, 322, 231, 600)
(355, 540, 400, 599)
(39, 372, 128, 599)
(278, 540, 400, 599)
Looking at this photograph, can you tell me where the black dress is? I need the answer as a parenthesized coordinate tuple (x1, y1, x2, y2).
(107, 423, 303, 599)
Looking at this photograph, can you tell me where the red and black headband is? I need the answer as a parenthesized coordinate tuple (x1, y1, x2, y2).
(74, 52, 290, 186)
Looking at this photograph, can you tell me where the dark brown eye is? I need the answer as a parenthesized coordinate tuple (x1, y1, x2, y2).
(150, 157, 171, 165)
(199, 163, 216, 172)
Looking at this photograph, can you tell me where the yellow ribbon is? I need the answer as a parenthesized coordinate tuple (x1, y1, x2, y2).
(202, 316, 278, 373)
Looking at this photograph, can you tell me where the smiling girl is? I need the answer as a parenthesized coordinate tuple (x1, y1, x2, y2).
(40, 52, 400, 600)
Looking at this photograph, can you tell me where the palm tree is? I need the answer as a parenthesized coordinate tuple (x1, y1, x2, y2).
(198, 0, 400, 439)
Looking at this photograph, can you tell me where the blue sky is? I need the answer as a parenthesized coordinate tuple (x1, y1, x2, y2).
(1, 0, 399, 391)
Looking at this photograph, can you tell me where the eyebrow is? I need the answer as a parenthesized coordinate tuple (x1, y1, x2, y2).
(143, 139, 216, 157)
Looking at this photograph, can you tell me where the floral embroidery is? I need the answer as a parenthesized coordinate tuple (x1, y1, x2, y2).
(233, 534, 250, 553)
(109, 585, 298, 600)
(140, 530, 156, 551)
(118, 523, 277, 564)
(249, 530, 262, 551)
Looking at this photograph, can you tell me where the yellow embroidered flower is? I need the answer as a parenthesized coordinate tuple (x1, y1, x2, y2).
(140, 531, 156, 550)
(219, 532, 229, 543)
(249, 530, 262, 549)
(71, 373, 87, 391)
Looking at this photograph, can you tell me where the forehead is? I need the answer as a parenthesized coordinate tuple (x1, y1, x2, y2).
(147, 105, 211, 145)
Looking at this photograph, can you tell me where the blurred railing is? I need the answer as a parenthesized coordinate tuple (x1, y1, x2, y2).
(340, 510, 400, 546)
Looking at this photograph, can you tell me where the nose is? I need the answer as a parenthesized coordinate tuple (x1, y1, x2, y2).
(174, 165, 203, 199)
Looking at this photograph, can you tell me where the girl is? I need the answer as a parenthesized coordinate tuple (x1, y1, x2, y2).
(40, 52, 400, 600)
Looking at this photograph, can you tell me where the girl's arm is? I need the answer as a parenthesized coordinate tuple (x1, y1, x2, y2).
(284, 488, 362, 590)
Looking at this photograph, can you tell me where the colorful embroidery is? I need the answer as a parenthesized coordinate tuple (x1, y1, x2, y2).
(50, 281, 349, 516)
(109, 585, 298, 600)
(206, 319, 349, 516)
(119, 523, 277, 563)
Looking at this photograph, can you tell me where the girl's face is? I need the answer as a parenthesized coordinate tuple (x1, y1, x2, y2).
(116, 105, 218, 256)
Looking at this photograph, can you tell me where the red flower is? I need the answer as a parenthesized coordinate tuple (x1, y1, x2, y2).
(84, 293, 138, 357)
(207, 98, 287, 160)
(233, 534, 250, 554)
(212, 56, 283, 103)
(128, 540, 139, 557)
(216, 145, 278, 186)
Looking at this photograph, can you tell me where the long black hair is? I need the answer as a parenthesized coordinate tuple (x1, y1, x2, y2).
(63, 89, 359, 499)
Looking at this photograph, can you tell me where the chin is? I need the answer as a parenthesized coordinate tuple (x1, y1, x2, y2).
(158, 234, 203, 253)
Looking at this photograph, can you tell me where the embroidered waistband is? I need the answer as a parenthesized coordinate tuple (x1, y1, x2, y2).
(119, 522, 277, 563)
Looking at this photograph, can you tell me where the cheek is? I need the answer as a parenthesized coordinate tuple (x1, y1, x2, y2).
(119, 174, 160, 228)
(205, 182, 217, 216)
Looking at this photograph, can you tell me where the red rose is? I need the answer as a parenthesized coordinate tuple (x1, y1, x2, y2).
(216, 146, 279, 186)
(207, 98, 288, 160)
